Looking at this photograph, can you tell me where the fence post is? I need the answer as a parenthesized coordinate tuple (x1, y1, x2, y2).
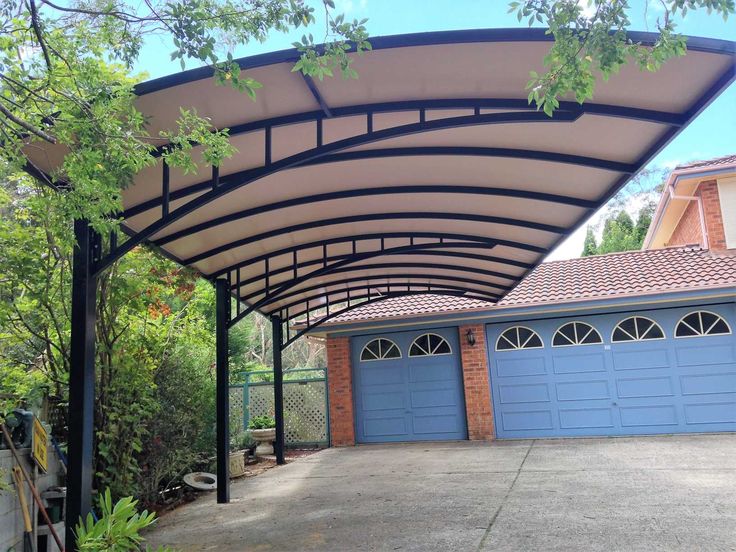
(243, 373, 250, 431)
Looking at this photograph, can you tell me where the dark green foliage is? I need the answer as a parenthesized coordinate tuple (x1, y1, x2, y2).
(247, 415, 276, 430)
(582, 203, 656, 256)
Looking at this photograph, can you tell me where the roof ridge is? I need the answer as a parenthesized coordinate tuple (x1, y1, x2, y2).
(541, 245, 703, 266)
(675, 152, 736, 170)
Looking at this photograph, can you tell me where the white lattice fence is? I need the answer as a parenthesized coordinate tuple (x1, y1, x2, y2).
(231, 373, 328, 445)
(230, 386, 245, 435)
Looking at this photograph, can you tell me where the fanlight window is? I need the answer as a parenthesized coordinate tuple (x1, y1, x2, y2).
(675, 311, 731, 338)
(612, 316, 665, 342)
(552, 321, 603, 347)
(409, 333, 452, 357)
(360, 338, 401, 361)
(495, 326, 543, 351)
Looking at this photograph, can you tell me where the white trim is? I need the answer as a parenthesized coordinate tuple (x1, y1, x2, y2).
(611, 316, 666, 343)
(674, 310, 732, 339)
(408, 333, 453, 357)
(551, 321, 603, 348)
(360, 338, 402, 361)
(495, 325, 544, 351)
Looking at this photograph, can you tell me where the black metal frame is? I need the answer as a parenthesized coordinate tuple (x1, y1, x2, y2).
(57, 30, 735, 547)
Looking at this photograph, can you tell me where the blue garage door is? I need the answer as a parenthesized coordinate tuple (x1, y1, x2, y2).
(352, 329, 468, 443)
(487, 305, 736, 438)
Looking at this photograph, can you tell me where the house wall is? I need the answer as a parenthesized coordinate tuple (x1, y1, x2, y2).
(458, 324, 494, 440)
(326, 336, 355, 446)
(322, 291, 736, 446)
(668, 198, 703, 247)
(668, 179, 727, 250)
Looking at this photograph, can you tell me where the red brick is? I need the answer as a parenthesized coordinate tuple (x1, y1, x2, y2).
(459, 324, 494, 440)
(326, 336, 355, 446)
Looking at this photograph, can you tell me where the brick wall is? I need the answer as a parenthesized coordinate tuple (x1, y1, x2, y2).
(458, 324, 494, 440)
(326, 336, 355, 446)
(668, 179, 727, 250)
(668, 198, 703, 247)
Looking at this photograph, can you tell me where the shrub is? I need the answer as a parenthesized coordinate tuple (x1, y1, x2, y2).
(75, 489, 175, 551)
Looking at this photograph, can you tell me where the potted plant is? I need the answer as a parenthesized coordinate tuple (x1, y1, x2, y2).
(228, 431, 254, 477)
(247, 415, 276, 456)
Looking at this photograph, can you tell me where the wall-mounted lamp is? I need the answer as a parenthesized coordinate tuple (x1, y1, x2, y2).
(465, 328, 476, 347)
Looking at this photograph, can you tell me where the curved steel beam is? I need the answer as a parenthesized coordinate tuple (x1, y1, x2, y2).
(183, 212, 558, 265)
(125, 146, 631, 221)
(230, 272, 503, 328)
(241, 258, 515, 306)
(98, 109, 582, 273)
(265, 286, 498, 329)
(276, 286, 496, 322)
(136, 28, 734, 97)
(152, 184, 594, 245)
(232, 241, 503, 290)
(142, 98, 681, 160)
(252, 273, 504, 316)
(280, 289, 496, 349)
(213, 232, 531, 280)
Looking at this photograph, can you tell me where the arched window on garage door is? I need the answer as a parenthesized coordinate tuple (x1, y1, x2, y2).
(360, 338, 401, 361)
(612, 316, 665, 342)
(495, 326, 543, 351)
(675, 311, 732, 338)
(552, 321, 603, 347)
(409, 333, 452, 357)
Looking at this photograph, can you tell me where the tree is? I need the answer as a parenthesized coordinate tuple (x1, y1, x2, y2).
(582, 202, 657, 256)
(0, 0, 370, 234)
(510, 1, 734, 115)
(582, 226, 598, 256)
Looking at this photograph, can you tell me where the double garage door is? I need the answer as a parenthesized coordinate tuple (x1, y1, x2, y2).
(352, 329, 467, 443)
(487, 305, 736, 438)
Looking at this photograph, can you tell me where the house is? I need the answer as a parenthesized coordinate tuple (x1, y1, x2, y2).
(305, 154, 736, 445)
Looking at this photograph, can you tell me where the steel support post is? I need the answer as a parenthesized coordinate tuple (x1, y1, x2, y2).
(66, 219, 98, 550)
(271, 316, 286, 465)
(215, 278, 231, 503)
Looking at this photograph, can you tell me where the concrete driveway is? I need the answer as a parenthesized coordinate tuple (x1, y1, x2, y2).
(147, 434, 736, 551)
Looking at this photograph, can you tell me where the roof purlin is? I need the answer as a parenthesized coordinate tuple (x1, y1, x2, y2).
(83, 29, 735, 338)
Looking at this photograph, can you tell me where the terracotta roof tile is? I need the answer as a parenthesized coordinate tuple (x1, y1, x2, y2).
(676, 153, 736, 171)
(320, 247, 736, 326)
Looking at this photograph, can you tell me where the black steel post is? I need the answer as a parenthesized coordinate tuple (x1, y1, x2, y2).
(271, 316, 286, 465)
(66, 219, 98, 550)
(215, 278, 231, 503)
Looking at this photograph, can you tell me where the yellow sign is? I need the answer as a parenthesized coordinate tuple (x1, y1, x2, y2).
(32, 417, 48, 473)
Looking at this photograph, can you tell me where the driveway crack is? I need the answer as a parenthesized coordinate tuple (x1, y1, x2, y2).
(477, 440, 535, 551)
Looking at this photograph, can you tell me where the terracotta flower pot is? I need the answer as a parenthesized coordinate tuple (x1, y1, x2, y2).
(249, 428, 276, 456)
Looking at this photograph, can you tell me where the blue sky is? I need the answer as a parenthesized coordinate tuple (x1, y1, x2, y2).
(136, 1, 735, 259)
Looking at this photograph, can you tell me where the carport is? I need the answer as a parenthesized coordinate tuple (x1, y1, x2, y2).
(23, 28, 736, 549)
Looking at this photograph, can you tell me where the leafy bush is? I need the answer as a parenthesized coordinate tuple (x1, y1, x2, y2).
(75, 489, 175, 551)
(247, 415, 275, 430)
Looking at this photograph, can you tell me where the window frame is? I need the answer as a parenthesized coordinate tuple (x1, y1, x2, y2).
(551, 321, 603, 348)
(359, 338, 402, 362)
(408, 333, 453, 358)
(674, 310, 732, 339)
(494, 325, 544, 351)
(610, 316, 666, 343)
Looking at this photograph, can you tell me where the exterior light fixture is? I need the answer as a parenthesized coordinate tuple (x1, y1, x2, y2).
(465, 328, 476, 347)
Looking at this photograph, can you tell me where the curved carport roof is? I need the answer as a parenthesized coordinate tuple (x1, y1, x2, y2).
(26, 28, 736, 343)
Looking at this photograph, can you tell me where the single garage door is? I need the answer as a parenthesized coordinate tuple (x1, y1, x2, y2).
(352, 329, 468, 443)
(487, 305, 736, 439)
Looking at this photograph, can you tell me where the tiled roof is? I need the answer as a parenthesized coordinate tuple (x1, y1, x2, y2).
(676, 153, 736, 171)
(319, 247, 736, 326)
